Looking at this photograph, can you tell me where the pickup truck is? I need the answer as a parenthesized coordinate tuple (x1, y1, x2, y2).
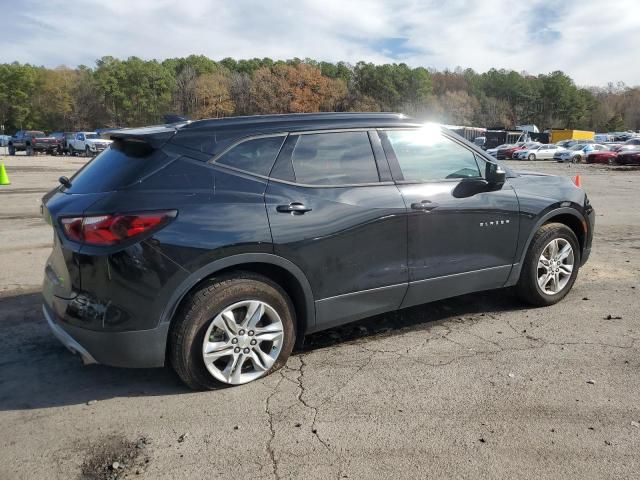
(8, 130, 62, 155)
(68, 132, 113, 156)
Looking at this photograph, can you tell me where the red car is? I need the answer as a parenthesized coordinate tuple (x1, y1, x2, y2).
(586, 148, 617, 164)
(587, 145, 640, 164)
(616, 148, 640, 165)
(496, 142, 539, 160)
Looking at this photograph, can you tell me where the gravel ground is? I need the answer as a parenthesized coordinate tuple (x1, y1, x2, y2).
(0, 153, 639, 480)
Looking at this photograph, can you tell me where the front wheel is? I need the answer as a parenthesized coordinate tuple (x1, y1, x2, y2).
(85, 146, 92, 157)
(572, 155, 582, 164)
(8, 145, 15, 156)
(516, 223, 580, 306)
(528, 153, 536, 161)
(170, 273, 296, 389)
(25, 145, 34, 156)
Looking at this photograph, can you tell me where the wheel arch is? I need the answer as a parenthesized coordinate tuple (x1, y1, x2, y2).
(506, 207, 587, 286)
(160, 253, 315, 349)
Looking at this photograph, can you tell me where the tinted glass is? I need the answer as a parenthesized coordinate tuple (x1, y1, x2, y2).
(66, 140, 161, 194)
(216, 136, 285, 176)
(385, 129, 481, 182)
(290, 132, 379, 185)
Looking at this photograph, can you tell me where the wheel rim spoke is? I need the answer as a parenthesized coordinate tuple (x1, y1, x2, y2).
(557, 244, 572, 262)
(203, 341, 233, 361)
(213, 311, 238, 336)
(230, 354, 247, 384)
(250, 349, 274, 371)
(243, 301, 265, 328)
(255, 323, 284, 342)
(559, 264, 573, 275)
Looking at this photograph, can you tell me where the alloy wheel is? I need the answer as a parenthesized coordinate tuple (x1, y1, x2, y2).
(202, 300, 284, 385)
(537, 238, 574, 295)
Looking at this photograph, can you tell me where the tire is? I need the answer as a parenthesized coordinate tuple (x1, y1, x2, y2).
(528, 153, 536, 161)
(571, 155, 581, 164)
(170, 272, 296, 390)
(516, 223, 581, 307)
(25, 145, 34, 156)
(85, 146, 91, 157)
(8, 145, 15, 156)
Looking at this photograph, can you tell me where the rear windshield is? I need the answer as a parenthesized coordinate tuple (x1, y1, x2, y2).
(66, 140, 162, 193)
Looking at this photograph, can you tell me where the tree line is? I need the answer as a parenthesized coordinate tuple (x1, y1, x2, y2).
(0, 55, 638, 134)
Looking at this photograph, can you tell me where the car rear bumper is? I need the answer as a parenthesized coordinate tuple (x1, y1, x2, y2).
(43, 299, 169, 368)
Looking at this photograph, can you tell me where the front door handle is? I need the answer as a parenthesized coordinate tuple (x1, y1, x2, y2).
(276, 202, 312, 215)
(410, 200, 439, 211)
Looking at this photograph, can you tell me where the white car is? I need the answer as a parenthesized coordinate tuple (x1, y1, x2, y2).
(515, 144, 562, 160)
(554, 144, 610, 163)
(68, 132, 113, 156)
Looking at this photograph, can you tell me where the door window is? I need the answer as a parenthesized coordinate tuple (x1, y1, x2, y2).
(384, 129, 482, 182)
(215, 135, 286, 176)
(289, 132, 379, 185)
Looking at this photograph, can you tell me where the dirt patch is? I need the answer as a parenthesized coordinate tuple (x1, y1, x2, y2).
(79, 435, 150, 480)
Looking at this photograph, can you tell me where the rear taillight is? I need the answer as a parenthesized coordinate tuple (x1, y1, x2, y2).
(60, 211, 176, 246)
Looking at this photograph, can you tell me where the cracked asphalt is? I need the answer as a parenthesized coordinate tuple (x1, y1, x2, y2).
(0, 154, 639, 479)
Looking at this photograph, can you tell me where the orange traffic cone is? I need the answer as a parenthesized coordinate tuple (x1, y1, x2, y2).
(573, 174, 581, 187)
(0, 163, 10, 185)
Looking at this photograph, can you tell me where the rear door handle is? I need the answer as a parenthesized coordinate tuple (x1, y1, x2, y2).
(411, 200, 439, 211)
(276, 202, 312, 215)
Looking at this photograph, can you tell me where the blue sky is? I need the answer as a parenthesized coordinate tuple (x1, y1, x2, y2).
(0, 0, 638, 86)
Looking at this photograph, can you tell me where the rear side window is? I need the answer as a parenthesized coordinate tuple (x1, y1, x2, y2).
(290, 132, 379, 185)
(384, 129, 481, 182)
(66, 140, 162, 193)
(215, 135, 285, 176)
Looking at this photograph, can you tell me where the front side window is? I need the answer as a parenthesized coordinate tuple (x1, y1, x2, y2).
(384, 128, 482, 182)
(290, 131, 379, 185)
(215, 135, 286, 176)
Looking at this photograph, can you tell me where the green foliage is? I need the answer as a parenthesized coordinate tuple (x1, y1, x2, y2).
(605, 114, 625, 132)
(0, 55, 636, 133)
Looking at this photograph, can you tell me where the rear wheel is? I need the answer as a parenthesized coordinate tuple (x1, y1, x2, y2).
(516, 223, 580, 306)
(170, 273, 296, 390)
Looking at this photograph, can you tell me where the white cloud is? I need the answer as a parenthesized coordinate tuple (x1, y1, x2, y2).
(0, 0, 638, 86)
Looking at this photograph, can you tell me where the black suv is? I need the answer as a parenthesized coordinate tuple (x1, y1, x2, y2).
(42, 113, 594, 389)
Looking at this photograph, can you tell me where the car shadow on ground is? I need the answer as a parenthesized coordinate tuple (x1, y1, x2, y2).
(0, 289, 528, 411)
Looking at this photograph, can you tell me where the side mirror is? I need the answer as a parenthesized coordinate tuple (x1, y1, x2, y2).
(486, 162, 506, 188)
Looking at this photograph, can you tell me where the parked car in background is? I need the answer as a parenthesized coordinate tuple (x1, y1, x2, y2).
(556, 139, 595, 149)
(586, 144, 633, 164)
(0, 135, 11, 146)
(555, 144, 609, 163)
(8, 130, 61, 155)
(486, 144, 509, 157)
(68, 132, 113, 156)
(41, 113, 594, 389)
(594, 134, 614, 143)
(616, 148, 640, 165)
(624, 138, 640, 146)
(501, 142, 542, 159)
(49, 132, 74, 155)
(515, 144, 562, 160)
